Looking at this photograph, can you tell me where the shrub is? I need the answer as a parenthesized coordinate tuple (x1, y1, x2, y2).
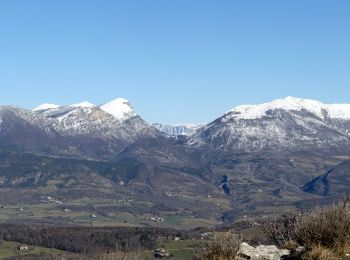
(301, 245, 340, 260)
(283, 240, 299, 251)
(194, 232, 240, 260)
(259, 212, 298, 247)
(295, 200, 350, 252)
(259, 199, 350, 258)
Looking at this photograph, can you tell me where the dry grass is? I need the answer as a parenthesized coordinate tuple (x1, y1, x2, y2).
(296, 200, 350, 253)
(301, 245, 340, 260)
(259, 198, 350, 259)
(91, 252, 144, 260)
(283, 240, 299, 251)
(194, 232, 240, 260)
(9, 252, 146, 260)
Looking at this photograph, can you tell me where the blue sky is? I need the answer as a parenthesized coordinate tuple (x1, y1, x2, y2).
(0, 1, 349, 124)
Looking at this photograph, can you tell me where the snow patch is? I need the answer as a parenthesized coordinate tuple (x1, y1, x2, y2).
(70, 101, 95, 108)
(100, 98, 136, 121)
(153, 123, 203, 136)
(327, 104, 350, 119)
(33, 103, 60, 111)
(228, 97, 350, 120)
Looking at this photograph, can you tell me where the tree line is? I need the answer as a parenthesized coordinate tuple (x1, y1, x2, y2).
(0, 223, 201, 253)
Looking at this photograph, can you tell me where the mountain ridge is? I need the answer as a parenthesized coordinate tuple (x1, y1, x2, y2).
(185, 97, 350, 153)
(228, 96, 350, 120)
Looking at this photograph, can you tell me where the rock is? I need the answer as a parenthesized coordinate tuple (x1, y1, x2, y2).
(294, 246, 306, 256)
(154, 248, 171, 258)
(282, 246, 307, 259)
(237, 242, 290, 260)
(18, 245, 29, 253)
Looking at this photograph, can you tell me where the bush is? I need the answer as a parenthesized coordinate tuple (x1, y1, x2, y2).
(259, 212, 298, 247)
(194, 232, 240, 260)
(295, 200, 350, 253)
(259, 198, 350, 258)
(301, 245, 340, 260)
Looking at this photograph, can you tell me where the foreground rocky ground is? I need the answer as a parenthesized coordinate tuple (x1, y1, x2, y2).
(195, 199, 350, 260)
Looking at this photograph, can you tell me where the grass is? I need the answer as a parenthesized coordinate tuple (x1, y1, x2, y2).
(163, 215, 183, 225)
(0, 201, 221, 230)
(0, 192, 224, 230)
(193, 232, 240, 260)
(162, 240, 201, 260)
(301, 245, 340, 260)
(0, 241, 66, 259)
(259, 199, 350, 259)
(89, 240, 203, 260)
(0, 234, 201, 259)
(296, 201, 350, 253)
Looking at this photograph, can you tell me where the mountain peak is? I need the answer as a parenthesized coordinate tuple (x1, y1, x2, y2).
(228, 97, 350, 120)
(99, 98, 136, 120)
(33, 103, 60, 111)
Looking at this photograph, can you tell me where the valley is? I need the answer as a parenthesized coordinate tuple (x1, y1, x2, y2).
(0, 97, 349, 230)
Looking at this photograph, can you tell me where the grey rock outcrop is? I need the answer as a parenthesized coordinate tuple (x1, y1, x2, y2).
(237, 242, 290, 260)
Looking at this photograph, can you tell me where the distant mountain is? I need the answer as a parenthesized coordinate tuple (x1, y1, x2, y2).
(185, 97, 350, 153)
(0, 98, 161, 159)
(152, 123, 202, 136)
(33, 98, 158, 140)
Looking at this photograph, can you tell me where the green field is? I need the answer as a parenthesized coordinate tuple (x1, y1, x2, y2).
(135, 239, 202, 260)
(0, 197, 221, 230)
(0, 241, 67, 259)
(162, 240, 201, 260)
(0, 239, 202, 260)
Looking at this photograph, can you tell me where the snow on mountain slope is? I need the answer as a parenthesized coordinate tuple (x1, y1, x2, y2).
(100, 98, 136, 121)
(327, 104, 350, 119)
(12, 96, 350, 154)
(186, 97, 350, 153)
(33, 103, 60, 111)
(70, 101, 95, 108)
(31, 98, 159, 141)
(153, 123, 202, 136)
(228, 96, 350, 120)
(0, 99, 162, 159)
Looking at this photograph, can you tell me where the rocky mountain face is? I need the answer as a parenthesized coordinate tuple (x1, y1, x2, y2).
(33, 98, 158, 139)
(152, 123, 202, 136)
(0, 96, 350, 224)
(0, 98, 161, 159)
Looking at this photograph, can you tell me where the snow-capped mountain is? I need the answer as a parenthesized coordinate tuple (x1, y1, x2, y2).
(100, 98, 136, 121)
(2, 96, 350, 219)
(186, 97, 350, 153)
(0, 98, 161, 159)
(31, 98, 159, 139)
(153, 123, 202, 136)
(227, 96, 350, 120)
(2, 96, 350, 157)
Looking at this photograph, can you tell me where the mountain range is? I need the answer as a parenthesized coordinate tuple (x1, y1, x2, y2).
(0, 96, 350, 225)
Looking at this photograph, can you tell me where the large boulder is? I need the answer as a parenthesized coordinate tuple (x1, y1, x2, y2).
(237, 242, 290, 260)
